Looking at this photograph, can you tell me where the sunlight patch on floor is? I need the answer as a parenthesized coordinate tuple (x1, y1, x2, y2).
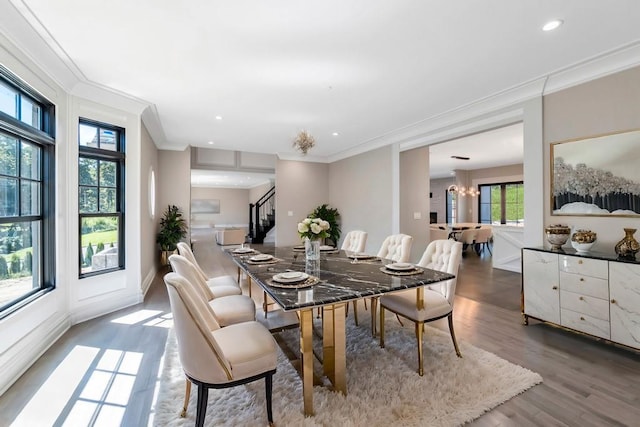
(110, 309, 163, 325)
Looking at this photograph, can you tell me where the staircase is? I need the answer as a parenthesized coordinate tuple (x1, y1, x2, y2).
(249, 186, 275, 243)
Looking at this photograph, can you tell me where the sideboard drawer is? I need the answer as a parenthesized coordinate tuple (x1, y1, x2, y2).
(559, 256, 608, 279)
(559, 271, 609, 299)
(560, 290, 609, 321)
(561, 308, 611, 339)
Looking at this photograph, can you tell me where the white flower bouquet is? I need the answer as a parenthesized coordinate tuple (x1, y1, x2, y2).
(297, 217, 330, 241)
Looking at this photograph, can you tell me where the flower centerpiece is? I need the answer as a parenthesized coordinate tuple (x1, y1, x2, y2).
(297, 217, 330, 261)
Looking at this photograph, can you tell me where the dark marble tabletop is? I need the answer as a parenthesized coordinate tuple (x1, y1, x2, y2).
(226, 246, 454, 311)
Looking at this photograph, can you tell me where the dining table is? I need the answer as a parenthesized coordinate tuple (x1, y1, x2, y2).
(226, 245, 455, 416)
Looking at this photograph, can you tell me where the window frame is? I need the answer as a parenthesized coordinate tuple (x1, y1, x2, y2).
(478, 181, 524, 225)
(78, 118, 125, 278)
(0, 65, 55, 318)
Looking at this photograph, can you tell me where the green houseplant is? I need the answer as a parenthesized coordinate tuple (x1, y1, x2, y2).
(156, 204, 188, 265)
(309, 204, 341, 246)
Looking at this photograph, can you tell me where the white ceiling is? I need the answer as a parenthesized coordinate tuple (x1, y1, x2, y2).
(429, 123, 523, 179)
(6, 1, 640, 164)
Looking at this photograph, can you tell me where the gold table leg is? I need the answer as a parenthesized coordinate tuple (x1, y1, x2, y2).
(299, 308, 314, 416)
(322, 303, 347, 394)
(370, 297, 379, 336)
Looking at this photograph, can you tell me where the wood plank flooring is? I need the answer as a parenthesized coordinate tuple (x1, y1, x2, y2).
(1, 234, 639, 426)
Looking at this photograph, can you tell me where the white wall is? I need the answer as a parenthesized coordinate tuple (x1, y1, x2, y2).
(158, 148, 191, 237)
(400, 147, 430, 262)
(329, 146, 394, 255)
(275, 159, 330, 246)
(140, 123, 159, 291)
(543, 65, 640, 251)
(190, 187, 250, 227)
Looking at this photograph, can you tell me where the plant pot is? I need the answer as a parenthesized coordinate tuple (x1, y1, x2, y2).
(160, 249, 177, 266)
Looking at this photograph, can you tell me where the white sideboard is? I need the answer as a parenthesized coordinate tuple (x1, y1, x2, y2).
(522, 247, 640, 351)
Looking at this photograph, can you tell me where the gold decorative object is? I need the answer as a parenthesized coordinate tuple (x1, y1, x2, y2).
(544, 224, 571, 250)
(614, 228, 640, 259)
(571, 229, 597, 253)
(293, 130, 315, 155)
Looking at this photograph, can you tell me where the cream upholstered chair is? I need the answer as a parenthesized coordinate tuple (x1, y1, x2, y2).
(164, 273, 277, 426)
(456, 228, 476, 252)
(379, 239, 463, 375)
(176, 242, 241, 298)
(376, 233, 413, 262)
(368, 234, 413, 335)
(340, 230, 368, 253)
(169, 254, 256, 327)
(473, 227, 493, 255)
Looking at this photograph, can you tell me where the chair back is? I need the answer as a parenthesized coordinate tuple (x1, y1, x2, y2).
(417, 239, 462, 305)
(169, 254, 215, 301)
(474, 227, 492, 244)
(177, 242, 209, 283)
(377, 234, 413, 262)
(457, 229, 477, 245)
(164, 272, 233, 383)
(429, 228, 449, 241)
(340, 230, 368, 252)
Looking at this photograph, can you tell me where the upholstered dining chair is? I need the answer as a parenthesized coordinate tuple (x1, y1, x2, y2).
(168, 254, 256, 327)
(176, 242, 242, 298)
(378, 239, 463, 376)
(164, 272, 277, 426)
(340, 230, 368, 253)
(473, 227, 493, 255)
(376, 233, 413, 262)
(368, 234, 413, 335)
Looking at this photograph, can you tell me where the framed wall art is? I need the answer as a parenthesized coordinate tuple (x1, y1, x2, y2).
(551, 129, 640, 216)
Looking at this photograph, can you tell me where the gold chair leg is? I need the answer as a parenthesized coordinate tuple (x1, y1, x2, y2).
(370, 297, 378, 336)
(415, 322, 424, 376)
(180, 377, 191, 417)
(379, 305, 385, 348)
(448, 313, 462, 357)
(263, 290, 269, 318)
(353, 300, 359, 326)
(247, 274, 252, 298)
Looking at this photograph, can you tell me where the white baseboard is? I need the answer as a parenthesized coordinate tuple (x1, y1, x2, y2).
(141, 266, 158, 297)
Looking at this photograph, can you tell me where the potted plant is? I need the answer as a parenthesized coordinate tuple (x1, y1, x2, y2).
(309, 204, 341, 246)
(157, 204, 188, 265)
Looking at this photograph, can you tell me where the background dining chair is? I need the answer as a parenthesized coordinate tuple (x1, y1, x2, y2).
(340, 230, 368, 253)
(164, 273, 277, 426)
(473, 227, 493, 255)
(176, 242, 242, 298)
(457, 228, 477, 252)
(378, 239, 463, 376)
(376, 233, 413, 262)
(368, 233, 413, 335)
(169, 254, 256, 327)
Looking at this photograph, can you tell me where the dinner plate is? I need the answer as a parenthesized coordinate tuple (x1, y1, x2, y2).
(233, 248, 254, 254)
(385, 262, 416, 271)
(272, 272, 309, 283)
(250, 254, 273, 262)
(348, 252, 375, 260)
(320, 245, 335, 251)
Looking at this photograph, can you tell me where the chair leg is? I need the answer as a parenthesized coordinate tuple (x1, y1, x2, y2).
(395, 313, 404, 326)
(353, 300, 359, 326)
(265, 373, 274, 426)
(195, 383, 208, 427)
(448, 313, 462, 357)
(180, 377, 191, 417)
(379, 305, 385, 348)
(263, 290, 269, 318)
(415, 322, 424, 376)
(486, 242, 492, 255)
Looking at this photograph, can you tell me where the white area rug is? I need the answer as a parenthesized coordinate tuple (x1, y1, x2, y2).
(153, 311, 542, 426)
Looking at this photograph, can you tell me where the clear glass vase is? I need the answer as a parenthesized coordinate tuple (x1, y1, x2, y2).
(305, 238, 320, 261)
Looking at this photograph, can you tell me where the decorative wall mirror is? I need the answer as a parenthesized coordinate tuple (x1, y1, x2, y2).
(551, 128, 640, 216)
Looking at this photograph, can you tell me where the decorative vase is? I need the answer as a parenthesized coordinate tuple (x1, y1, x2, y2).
(614, 228, 640, 259)
(305, 238, 321, 261)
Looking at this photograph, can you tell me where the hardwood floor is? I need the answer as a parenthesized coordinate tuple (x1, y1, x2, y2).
(1, 236, 639, 426)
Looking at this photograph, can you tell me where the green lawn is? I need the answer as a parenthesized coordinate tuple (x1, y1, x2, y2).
(81, 229, 118, 248)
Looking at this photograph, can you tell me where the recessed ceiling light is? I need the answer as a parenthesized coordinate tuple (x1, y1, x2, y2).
(208, 141, 214, 145)
(542, 19, 563, 32)
(215, 116, 222, 120)
(332, 132, 339, 136)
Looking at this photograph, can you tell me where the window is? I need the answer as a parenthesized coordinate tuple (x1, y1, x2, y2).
(0, 66, 55, 316)
(78, 119, 125, 277)
(479, 182, 524, 225)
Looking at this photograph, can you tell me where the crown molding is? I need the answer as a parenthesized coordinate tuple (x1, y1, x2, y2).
(277, 152, 329, 163)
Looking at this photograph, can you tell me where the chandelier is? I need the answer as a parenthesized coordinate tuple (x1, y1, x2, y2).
(447, 184, 478, 197)
(293, 130, 315, 155)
